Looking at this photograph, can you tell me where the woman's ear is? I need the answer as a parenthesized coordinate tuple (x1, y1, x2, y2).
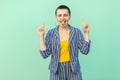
(55, 15, 57, 21)
(69, 16, 71, 20)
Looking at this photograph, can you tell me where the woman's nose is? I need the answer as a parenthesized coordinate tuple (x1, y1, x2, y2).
(61, 16, 65, 20)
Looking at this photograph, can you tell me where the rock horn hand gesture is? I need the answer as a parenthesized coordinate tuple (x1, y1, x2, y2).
(82, 19, 89, 34)
(37, 22, 45, 37)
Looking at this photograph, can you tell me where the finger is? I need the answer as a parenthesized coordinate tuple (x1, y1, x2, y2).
(85, 24, 89, 29)
(37, 27, 40, 32)
(82, 19, 86, 28)
(82, 19, 85, 24)
(41, 22, 45, 28)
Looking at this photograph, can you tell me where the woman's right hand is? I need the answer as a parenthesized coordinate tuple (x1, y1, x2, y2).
(37, 22, 45, 37)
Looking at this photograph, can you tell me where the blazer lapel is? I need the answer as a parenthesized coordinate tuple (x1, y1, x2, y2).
(54, 26, 59, 40)
(69, 26, 75, 44)
(54, 26, 60, 56)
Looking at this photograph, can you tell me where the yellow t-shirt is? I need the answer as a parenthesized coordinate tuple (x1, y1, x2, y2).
(59, 41, 70, 62)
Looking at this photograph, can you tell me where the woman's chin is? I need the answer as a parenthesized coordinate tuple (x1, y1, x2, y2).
(59, 24, 68, 27)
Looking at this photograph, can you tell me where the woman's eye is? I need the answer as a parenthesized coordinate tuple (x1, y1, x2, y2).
(58, 14, 61, 17)
(64, 14, 68, 17)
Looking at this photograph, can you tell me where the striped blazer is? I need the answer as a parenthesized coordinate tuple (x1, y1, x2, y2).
(40, 26, 91, 74)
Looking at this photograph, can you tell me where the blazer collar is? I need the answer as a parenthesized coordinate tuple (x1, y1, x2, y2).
(54, 25, 75, 43)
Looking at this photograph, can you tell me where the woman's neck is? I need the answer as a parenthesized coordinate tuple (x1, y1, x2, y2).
(58, 25, 70, 31)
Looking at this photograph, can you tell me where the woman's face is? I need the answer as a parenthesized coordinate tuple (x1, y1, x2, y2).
(56, 9, 70, 27)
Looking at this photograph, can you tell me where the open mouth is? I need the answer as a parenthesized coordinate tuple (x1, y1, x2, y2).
(60, 20, 66, 25)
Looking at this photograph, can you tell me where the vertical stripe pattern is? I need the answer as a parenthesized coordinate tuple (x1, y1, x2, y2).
(50, 62, 82, 80)
(40, 26, 91, 74)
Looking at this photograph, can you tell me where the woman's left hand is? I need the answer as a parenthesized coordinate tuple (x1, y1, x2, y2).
(82, 19, 90, 34)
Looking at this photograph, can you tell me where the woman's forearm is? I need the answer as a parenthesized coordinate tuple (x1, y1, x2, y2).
(84, 33, 89, 42)
(39, 36, 46, 51)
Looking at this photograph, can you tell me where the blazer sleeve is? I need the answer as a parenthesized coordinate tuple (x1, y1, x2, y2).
(76, 28, 91, 55)
(40, 30, 52, 59)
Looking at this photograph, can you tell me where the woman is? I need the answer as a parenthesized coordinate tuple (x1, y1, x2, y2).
(37, 5, 91, 80)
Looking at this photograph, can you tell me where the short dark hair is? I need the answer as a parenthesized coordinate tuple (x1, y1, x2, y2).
(55, 5, 71, 16)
